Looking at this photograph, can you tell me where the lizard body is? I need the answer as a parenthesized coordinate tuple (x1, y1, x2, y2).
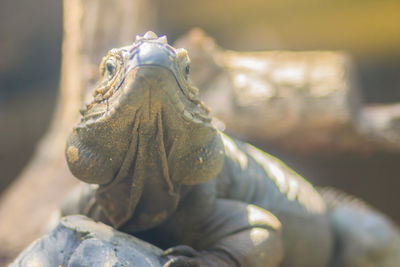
(64, 31, 400, 267)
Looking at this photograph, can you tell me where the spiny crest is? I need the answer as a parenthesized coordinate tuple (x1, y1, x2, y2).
(135, 31, 168, 44)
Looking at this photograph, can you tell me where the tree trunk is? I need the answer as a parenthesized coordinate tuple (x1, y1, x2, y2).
(0, 0, 155, 264)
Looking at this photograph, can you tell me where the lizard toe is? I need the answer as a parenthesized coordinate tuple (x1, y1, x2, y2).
(162, 255, 199, 267)
(162, 245, 199, 258)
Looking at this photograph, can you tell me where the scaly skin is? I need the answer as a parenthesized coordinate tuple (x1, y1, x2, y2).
(64, 31, 400, 267)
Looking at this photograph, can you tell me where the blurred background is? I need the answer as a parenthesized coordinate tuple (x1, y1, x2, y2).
(1, 0, 400, 222)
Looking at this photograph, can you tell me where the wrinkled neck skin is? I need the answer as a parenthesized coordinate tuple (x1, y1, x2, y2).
(66, 64, 224, 231)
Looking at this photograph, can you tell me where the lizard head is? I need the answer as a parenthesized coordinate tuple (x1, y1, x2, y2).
(65, 32, 224, 228)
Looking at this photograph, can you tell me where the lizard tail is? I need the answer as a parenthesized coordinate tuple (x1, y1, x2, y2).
(319, 187, 400, 267)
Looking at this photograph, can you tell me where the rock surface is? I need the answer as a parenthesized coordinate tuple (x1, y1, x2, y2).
(9, 215, 165, 267)
(175, 29, 400, 155)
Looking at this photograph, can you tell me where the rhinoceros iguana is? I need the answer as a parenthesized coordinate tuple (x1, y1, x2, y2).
(63, 31, 400, 267)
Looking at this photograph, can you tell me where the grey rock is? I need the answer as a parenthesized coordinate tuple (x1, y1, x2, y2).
(9, 215, 165, 267)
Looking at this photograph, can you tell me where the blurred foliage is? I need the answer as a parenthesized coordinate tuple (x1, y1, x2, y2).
(157, 0, 400, 56)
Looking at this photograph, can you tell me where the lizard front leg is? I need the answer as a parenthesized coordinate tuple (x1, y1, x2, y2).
(162, 199, 284, 267)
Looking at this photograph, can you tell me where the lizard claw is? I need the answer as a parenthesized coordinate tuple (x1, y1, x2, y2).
(162, 245, 199, 257)
(162, 255, 198, 267)
(162, 245, 200, 267)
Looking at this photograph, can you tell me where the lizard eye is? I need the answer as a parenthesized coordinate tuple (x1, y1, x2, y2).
(105, 58, 117, 78)
(185, 64, 190, 78)
(176, 48, 190, 80)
